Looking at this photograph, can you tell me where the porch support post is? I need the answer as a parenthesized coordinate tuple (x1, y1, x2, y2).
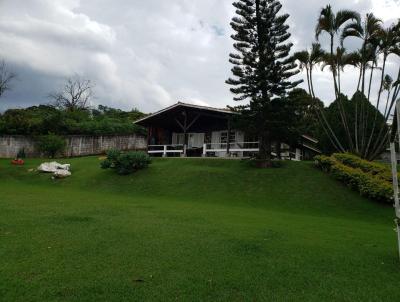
(226, 118, 231, 157)
(183, 110, 188, 157)
(295, 148, 301, 161)
(202, 143, 207, 157)
(175, 111, 201, 157)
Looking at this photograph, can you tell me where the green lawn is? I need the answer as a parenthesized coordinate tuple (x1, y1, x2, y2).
(0, 157, 398, 301)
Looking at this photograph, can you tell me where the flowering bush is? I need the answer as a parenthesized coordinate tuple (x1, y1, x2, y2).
(332, 153, 394, 182)
(315, 154, 393, 203)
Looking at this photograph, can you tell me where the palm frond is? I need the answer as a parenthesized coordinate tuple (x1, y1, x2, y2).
(335, 9, 360, 30)
(341, 22, 363, 44)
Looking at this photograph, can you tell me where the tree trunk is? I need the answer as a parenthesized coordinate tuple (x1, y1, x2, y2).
(306, 67, 312, 96)
(310, 67, 316, 98)
(364, 55, 387, 158)
(276, 141, 282, 160)
(370, 67, 400, 159)
(367, 64, 375, 101)
(310, 65, 345, 152)
(330, 36, 339, 98)
(330, 34, 353, 152)
(255, 0, 272, 167)
(357, 68, 362, 91)
(258, 133, 272, 167)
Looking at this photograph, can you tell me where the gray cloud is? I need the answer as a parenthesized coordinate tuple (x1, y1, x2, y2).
(0, 0, 398, 112)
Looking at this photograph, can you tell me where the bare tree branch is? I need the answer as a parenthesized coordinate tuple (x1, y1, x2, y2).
(0, 60, 16, 98)
(49, 74, 94, 111)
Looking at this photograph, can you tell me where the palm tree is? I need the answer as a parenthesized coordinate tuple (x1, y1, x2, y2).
(293, 51, 312, 95)
(341, 13, 382, 94)
(309, 43, 325, 98)
(320, 47, 356, 150)
(293, 43, 325, 98)
(382, 75, 394, 118)
(316, 5, 360, 96)
(365, 23, 400, 158)
(368, 21, 400, 159)
(293, 44, 345, 152)
(316, 5, 360, 152)
(341, 13, 383, 154)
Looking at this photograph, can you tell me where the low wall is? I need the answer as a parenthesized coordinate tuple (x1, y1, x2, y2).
(0, 134, 147, 158)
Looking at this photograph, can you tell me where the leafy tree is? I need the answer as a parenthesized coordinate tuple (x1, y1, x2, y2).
(319, 92, 388, 155)
(315, 5, 360, 152)
(226, 0, 301, 166)
(0, 105, 145, 136)
(37, 133, 66, 158)
(286, 88, 322, 137)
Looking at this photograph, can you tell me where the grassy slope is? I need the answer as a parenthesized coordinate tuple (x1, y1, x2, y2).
(0, 157, 398, 302)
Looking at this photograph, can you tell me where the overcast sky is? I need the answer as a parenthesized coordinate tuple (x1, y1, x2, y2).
(0, 0, 399, 113)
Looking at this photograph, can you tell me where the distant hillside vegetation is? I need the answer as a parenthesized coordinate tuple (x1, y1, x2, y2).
(0, 105, 146, 136)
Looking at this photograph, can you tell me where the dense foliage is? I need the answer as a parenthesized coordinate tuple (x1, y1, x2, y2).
(226, 0, 301, 164)
(37, 133, 66, 158)
(0, 105, 146, 136)
(315, 153, 393, 203)
(317, 92, 388, 154)
(101, 149, 151, 175)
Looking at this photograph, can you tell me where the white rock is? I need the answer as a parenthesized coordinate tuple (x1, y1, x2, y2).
(53, 169, 71, 178)
(38, 162, 70, 173)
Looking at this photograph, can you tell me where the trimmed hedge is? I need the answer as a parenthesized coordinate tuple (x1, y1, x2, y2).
(332, 153, 394, 182)
(315, 154, 393, 203)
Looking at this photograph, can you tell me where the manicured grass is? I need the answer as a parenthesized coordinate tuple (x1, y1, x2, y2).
(0, 157, 398, 301)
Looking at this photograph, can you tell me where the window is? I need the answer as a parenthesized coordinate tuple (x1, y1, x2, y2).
(172, 133, 185, 145)
(204, 132, 212, 144)
(220, 132, 228, 144)
(220, 131, 236, 144)
(229, 131, 236, 143)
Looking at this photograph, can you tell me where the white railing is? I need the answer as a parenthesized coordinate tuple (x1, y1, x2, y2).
(148, 144, 184, 157)
(148, 143, 302, 160)
(203, 142, 260, 155)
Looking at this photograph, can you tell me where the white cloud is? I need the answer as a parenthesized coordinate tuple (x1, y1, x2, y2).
(0, 0, 398, 112)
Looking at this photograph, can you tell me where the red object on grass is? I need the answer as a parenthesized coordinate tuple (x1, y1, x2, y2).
(11, 159, 24, 165)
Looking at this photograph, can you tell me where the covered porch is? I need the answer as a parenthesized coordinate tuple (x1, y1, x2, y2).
(135, 102, 259, 158)
(135, 102, 320, 160)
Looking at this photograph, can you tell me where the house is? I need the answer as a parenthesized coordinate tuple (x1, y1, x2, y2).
(135, 102, 321, 160)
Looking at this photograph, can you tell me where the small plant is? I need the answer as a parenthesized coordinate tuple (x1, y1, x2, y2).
(37, 133, 66, 158)
(16, 148, 26, 159)
(101, 149, 151, 175)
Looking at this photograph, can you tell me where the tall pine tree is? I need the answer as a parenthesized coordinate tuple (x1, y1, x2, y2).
(226, 0, 301, 166)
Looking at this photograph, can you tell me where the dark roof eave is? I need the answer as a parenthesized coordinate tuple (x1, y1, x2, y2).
(134, 102, 237, 125)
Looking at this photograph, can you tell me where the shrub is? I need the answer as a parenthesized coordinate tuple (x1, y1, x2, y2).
(37, 133, 66, 158)
(16, 148, 26, 159)
(315, 154, 393, 203)
(332, 153, 393, 181)
(101, 149, 151, 175)
(314, 155, 335, 172)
